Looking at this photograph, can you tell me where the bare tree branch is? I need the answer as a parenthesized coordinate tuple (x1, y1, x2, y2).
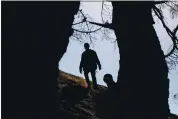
(154, 1, 168, 5)
(173, 24, 178, 35)
(165, 2, 178, 12)
(101, 1, 104, 23)
(73, 27, 102, 33)
(153, 6, 178, 57)
(71, 7, 115, 44)
(87, 21, 113, 29)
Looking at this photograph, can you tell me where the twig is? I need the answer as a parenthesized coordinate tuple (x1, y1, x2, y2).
(153, 5, 178, 57)
(154, 1, 168, 5)
(72, 27, 102, 34)
(101, 1, 104, 23)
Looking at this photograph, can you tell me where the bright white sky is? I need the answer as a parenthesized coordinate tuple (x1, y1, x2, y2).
(59, 2, 178, 114)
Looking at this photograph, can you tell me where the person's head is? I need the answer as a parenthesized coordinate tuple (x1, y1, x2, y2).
(84, 43, 90, 50)
(103, 74, 114, 86)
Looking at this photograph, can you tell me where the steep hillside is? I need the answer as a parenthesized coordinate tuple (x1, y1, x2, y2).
(58, 70, 107, 119)
(58, 70, 178, 119)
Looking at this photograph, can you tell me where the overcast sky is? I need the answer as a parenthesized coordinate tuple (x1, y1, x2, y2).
(59, 2, 178, 114)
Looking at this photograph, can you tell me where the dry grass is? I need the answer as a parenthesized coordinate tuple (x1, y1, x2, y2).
(59, 70, 88, 88)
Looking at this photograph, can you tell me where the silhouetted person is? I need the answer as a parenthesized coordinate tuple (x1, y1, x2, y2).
(79, 43, 101, 89)
(103, 74, 116, 90)
(95, 74, 117, 119)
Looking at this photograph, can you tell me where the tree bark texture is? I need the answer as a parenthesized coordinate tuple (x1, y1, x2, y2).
(2, 2, 80, 119)
(112, 2, 169, 119)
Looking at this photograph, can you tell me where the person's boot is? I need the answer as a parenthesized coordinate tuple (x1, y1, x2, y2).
(86, 80, 91, 90)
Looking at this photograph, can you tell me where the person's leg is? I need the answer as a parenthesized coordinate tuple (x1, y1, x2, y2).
(84, 71, 90, 89)
(91, 70, 97, 89)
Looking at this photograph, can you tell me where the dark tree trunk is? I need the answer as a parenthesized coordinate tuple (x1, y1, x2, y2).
(112, 2, 169, 119)
(2, 2, 80, 119)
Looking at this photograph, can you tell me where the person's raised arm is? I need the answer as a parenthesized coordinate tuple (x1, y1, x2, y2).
(79, 54, 84, 74)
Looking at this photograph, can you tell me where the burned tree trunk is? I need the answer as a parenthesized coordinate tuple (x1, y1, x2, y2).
(112, 2, 169, 119)
(2, 2, 79, 119)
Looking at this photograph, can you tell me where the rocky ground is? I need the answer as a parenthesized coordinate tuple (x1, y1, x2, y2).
(58, 70, 107, 119)
(57, 70, 178, 119)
